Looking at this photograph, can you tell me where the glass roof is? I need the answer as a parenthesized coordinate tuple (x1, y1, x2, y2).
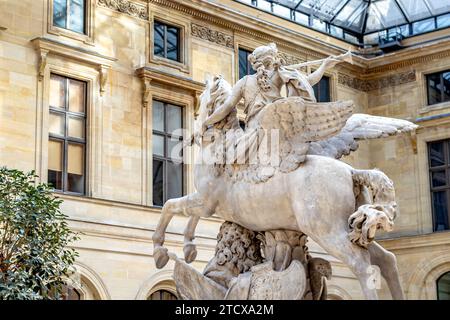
(274, 0, 450, 34)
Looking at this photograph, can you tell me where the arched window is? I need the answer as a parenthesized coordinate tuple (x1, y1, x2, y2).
(62, 286, 82, 300)
(437, 271, 450, 300)
(147, 289, 178, 300)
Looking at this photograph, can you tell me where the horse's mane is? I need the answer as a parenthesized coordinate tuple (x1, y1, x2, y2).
(196, 76, 239, 138)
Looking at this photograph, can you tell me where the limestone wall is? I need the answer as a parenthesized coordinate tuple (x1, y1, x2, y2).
(0, 0, 450, 300)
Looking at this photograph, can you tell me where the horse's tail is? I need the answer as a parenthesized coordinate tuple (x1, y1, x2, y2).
(348, 169, 397, 248)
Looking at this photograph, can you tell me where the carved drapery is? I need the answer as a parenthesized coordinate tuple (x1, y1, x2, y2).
(97, 0, 148, 20)
(191, 23, 233, 48)
(338, 70, 416, 92)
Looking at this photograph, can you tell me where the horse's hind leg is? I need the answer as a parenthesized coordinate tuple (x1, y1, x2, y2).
(312, 234, 379, 300)
(183, 216, 200, 264)
(368, 241, 405, 300)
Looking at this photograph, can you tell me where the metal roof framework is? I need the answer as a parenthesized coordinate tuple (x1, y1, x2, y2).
(236, 0, 450, 45)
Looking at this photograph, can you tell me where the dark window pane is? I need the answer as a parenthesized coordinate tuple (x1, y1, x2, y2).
(154, 22, 165, 57)
(166, 104, 182, 133)
(427, 73, 442, 105)
(153, 159, 164, 206)
(53, 0, 67, 29)
(69, 0, 85, 34)
(432, 191, 449, 231)
(429, 141, 445, 167)
(67, 143, 84, 193)
(148, 290, 177, 300)
(437, 272, 450, 300)
(167, 161, 182, 200)
(313, 76, 331, 102)
(239, 49, 249, 79)
(166, 26, 179, 61)
(432, 170, 447, 188)
(443, 72, 450, 102)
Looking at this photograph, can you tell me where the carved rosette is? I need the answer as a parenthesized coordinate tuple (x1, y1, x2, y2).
(191, 23, 234, 48)
(97, 0, 148, 20)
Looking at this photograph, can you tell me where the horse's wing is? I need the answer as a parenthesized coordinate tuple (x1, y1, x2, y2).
(308, 113, 418, 159)
(256, 97, 353, 172)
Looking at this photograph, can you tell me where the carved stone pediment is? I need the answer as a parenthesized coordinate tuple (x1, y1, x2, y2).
(136, 66, 205, 110)
(31, 37, 117, 95)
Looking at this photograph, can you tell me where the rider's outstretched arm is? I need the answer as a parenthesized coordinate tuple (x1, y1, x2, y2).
(307, 57, 340, 87)
(203, 78, 244, 126)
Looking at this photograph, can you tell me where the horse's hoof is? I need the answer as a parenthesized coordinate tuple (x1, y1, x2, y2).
(154, 247, 170, 269)
(184, 243, 197, 264)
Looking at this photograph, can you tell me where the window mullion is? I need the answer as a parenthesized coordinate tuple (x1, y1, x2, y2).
(66, 0, 71, 30)
(164, 25, 168, 59)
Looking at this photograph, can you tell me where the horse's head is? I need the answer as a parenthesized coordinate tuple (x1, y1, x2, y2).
(194, 75, 234, 145)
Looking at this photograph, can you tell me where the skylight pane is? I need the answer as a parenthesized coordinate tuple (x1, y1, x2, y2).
(397, 0, 430, 21)
(277, 0, 301, 9)
(330, 25, 343, 38)
(437, 13, 450, 28)
(426, 0, 450, 16)
(258, 0, 272, 11)
(373, 0, 407, 28)
(333, 0, 367, 32)
(273, 3, 292, 19)
(312, 17, 327, 32)
(294, 11, 310, 25)
(412, 17, 435, 34)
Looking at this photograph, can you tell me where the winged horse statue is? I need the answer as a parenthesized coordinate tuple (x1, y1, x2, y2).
(152, 43, 417, 300)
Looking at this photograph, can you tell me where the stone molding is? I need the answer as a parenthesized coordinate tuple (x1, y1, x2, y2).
(31, 37, 117, 95)
(97, 0, 148, 20)
(191, 23, 233, 48)
(338, 70, 416, 92)
(136, 66, 205, 108)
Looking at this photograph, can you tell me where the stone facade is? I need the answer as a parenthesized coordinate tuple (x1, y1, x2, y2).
(0, 0, 449, 299)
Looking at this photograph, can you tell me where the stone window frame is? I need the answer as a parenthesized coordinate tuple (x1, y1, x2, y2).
(32, 37, 116, 198)
(46, 0, 96, 45)
(136, 67, 204, 206)
(419, 65, 450, 115)
(149, 12, 191, 75)
(151, 100, 185, 207)
(48, 73, 88, 196)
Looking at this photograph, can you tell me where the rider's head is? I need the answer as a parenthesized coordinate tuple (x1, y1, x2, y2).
(248, 43, 278, 71)
(248, 43, 279, 92)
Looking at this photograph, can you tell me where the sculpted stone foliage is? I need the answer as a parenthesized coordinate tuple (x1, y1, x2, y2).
(97, 0, 148, 20)
(152, 43, 416, 300)
(191, 23, 234, 48)
(338, 70, 416, 92)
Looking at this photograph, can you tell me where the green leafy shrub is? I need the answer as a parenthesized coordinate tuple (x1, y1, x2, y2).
(0, 167, 79, 300)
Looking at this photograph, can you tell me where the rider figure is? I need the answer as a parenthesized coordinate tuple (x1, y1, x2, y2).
(203, 43, 342, 129)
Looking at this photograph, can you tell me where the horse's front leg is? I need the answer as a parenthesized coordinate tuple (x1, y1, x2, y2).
(183, 216, 200, 264)
(152, 196, 186, 269)
(152, 192, 213, 269)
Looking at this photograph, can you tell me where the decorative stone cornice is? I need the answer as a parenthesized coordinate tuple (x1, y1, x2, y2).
(97, 0, 148, 20)
(338, 70, 416, 92)
(191, 23, 233, 48)
(136, 66, 205, 108)
(278, 52, 304, 66)
(31, 37, 117, 94)
(149, 0, 340, 61)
